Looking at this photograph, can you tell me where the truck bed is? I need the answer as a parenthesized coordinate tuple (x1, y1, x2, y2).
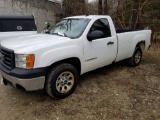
(115, 30, 151, 62)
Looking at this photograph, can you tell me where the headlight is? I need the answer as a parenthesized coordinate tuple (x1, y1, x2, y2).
(15, 54, 35, 69)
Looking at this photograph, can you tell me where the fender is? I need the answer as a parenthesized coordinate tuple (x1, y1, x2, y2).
(34, 45, 84, 73)
(128, 34, 147, 58)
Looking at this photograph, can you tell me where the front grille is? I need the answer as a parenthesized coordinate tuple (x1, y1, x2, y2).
(0, 46, 15, 70)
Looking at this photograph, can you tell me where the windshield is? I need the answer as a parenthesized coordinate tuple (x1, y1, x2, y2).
(49, 18, 91, 39)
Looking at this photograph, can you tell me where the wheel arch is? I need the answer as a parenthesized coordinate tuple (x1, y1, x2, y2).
(47, 57, 81, 75)
(128, 40, 145, 58)
(136, 41, 145, 51)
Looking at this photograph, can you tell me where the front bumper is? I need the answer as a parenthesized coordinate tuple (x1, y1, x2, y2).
(0, 70, 45, 91)
(0, 63, 48, 91)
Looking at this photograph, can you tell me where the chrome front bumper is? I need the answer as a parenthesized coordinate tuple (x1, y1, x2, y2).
(0, 70, 45, 91)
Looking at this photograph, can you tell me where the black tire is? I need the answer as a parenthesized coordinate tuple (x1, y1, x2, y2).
(128, 47, 142, 67)
(45, 63, 79, 99)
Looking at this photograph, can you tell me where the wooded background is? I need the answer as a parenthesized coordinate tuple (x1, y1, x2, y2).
(62, 0, 160, 42)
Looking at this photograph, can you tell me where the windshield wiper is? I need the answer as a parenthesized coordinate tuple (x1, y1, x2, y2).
(51, 32, 69, 38)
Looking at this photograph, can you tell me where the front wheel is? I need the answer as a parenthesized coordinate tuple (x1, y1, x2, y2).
(128, 47, 142, 67)
(45, 63, 79, 99)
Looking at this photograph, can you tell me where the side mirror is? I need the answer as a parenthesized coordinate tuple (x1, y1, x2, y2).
(87, 30, 104, 41)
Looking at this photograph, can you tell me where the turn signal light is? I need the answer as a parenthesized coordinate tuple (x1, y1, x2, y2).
(26, 55, 35, 69)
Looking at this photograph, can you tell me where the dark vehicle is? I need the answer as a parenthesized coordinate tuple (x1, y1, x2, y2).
(0, 15, 37, 42)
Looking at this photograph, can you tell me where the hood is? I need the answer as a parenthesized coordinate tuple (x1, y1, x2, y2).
(1, 34, 71, 54)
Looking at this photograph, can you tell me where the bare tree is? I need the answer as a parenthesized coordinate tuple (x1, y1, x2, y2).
(63, 0, 86, 16)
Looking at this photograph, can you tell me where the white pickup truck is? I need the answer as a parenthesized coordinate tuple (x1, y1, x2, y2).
(0, 15, 151, 99)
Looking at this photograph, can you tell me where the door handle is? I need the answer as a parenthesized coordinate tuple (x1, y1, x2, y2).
(107, 41, 114, 45)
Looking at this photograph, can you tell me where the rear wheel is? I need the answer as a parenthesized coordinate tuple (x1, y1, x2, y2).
(128, 47, 142, 67)
(45, 63, 79, 99)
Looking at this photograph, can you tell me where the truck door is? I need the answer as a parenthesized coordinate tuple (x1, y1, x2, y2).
(83, 18, 117, 72)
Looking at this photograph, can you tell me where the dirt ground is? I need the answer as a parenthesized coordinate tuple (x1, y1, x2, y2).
(0, 45, 160, 120)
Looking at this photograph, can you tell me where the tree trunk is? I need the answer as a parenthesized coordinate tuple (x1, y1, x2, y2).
(131, 0, 139, 29)
(104, 0, 108, 15)
(81, 0, 86, 14)
(98, 0, 103, 15)
(115, 0, 121, 27)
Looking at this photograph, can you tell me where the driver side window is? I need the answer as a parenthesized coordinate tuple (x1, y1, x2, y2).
(89, 18, 111, 39)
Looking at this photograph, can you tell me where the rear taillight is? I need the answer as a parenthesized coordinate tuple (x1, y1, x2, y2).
(150, 33, 153, 44)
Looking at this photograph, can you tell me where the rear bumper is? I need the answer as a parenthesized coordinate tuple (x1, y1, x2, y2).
(0, 70, 45, 91)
